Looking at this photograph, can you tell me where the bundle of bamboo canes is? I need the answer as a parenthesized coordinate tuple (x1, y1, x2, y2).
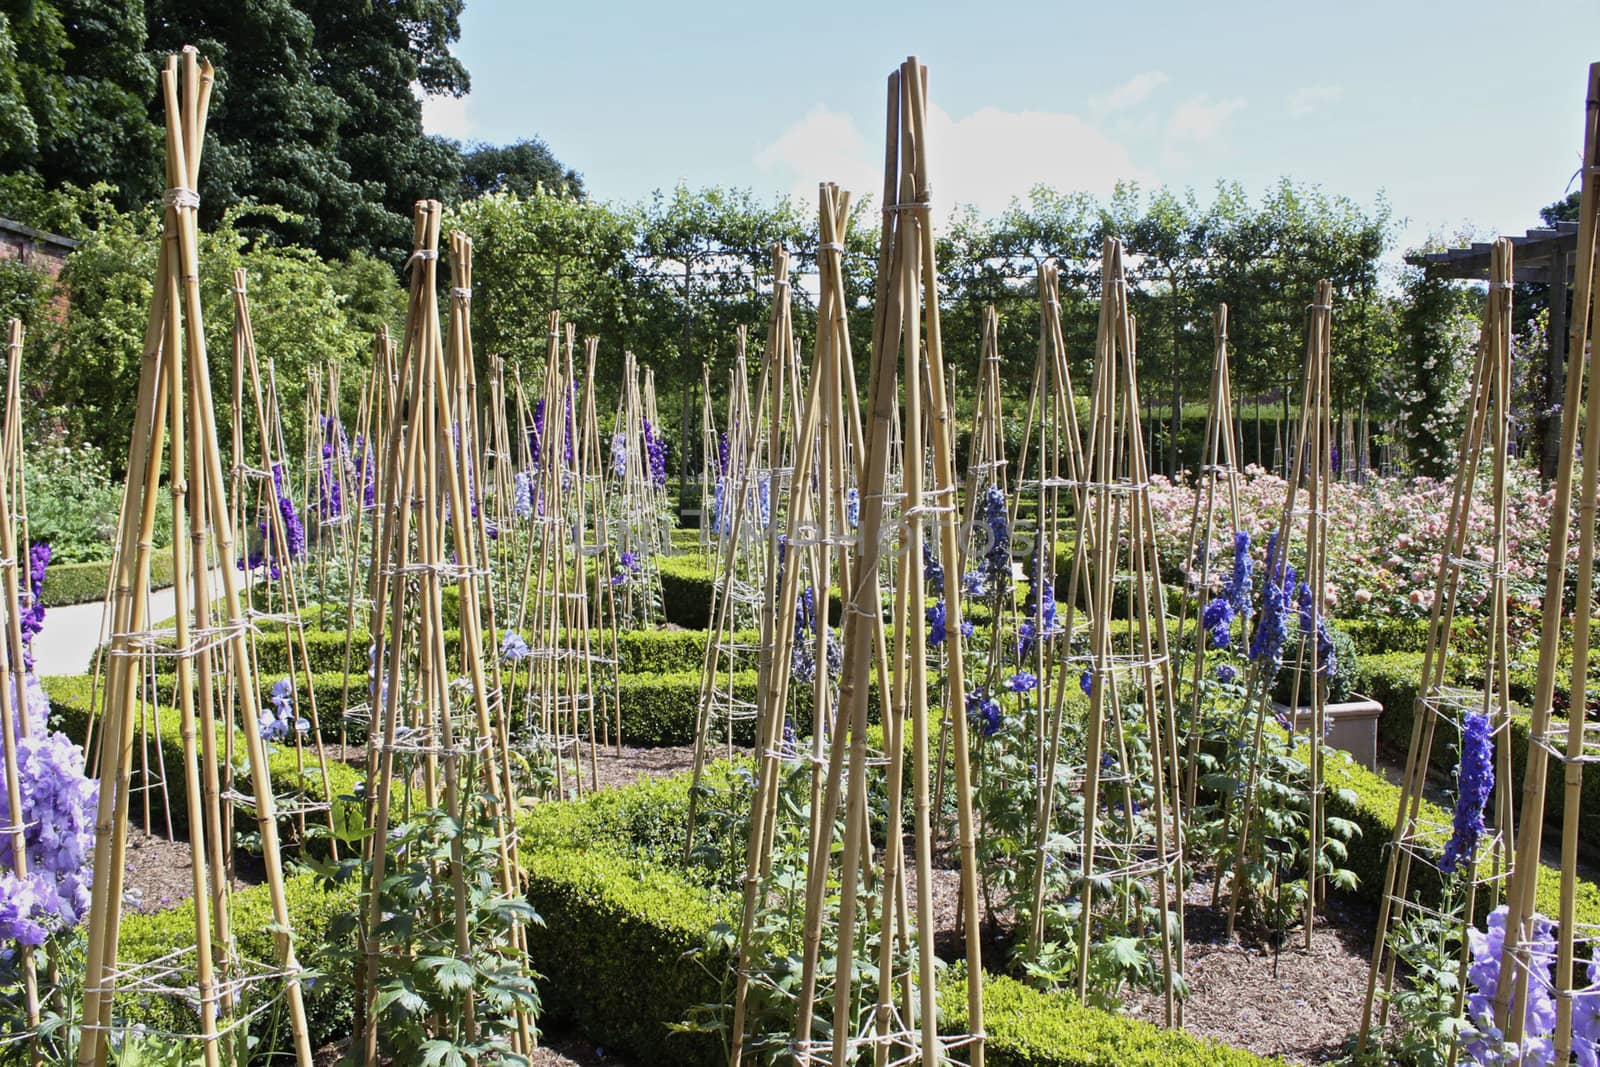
(1492, 62, 1600, 1065)
(1357, 237, 1520, 1055)
(76, 47, 314, 1067)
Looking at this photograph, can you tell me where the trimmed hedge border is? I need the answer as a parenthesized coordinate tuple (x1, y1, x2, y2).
(1357, 649, 1600, 854)
(41, 674, 364, 840)
(40, 553, 175, 608)
(518, 772, 1289, 1067)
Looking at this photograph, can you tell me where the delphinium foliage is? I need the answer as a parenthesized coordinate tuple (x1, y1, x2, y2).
(1184, 530, 1360, 933)
(315, 703, 540, 1064)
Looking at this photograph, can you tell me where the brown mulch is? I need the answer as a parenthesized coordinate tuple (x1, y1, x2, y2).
(120, 827, 262, 913)
(1122, 877, 1375, 1064)
(585, 741, 742, 792)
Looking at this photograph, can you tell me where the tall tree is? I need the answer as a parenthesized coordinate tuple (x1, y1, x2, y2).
(457, 138, 583, 201)
(302, 0, 471, 262)
(0, 0, 160, 212)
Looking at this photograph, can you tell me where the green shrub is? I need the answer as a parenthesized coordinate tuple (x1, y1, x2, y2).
(939, 967, 1286, 1067)
(41, 674, 363, 841)
(39, 552, 176, 607)
(117, 872, 358, 1049)
(658, 553, 714, 629)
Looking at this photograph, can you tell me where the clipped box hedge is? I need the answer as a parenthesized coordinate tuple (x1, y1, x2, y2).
(518, 771, 1288, 1067)
(40, 553, 176, 608)
(41, 674, 364, 841)
(117, 872, 357, 1047)
(1354, 649, 1600, 855)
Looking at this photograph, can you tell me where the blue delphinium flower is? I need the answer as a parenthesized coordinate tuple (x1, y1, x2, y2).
(513, 471, 534, 520)
(1201, 597, 1235, 649)
(1464, 906, 1559, 1066)
(717, 432, 730, 476)
(1215, 663, 1239, 685)
(845, 487, 860, 529)
(711, 478, 730, 535)
(1079, 670, 1094, 697)
(1440, 712, 1495, 873)
(927, 599, 948, 646)
(977, 485, 1011, 600)
(501, 632, 531, 664)
(1007, 671, 1038, 693)
(758, 475, 771, 528)
(260, 677, 309, 742)
(966, 688, 1001, 737)
(1019, 547, 1058, 662)
(1249, 549, 1294, 675)
(924, 539, 945, 595)
(792, 586, 819, 683)
(1226, 530, 1254, 622)
(1296, 581, 1337, 678)
(961, 571, 984, 598)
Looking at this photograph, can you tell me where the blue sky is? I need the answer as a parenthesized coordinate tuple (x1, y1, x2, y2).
(425, 1, 1600, 258)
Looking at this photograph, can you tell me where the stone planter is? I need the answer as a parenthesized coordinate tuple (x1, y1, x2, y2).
(1271, 693, 1384, 771)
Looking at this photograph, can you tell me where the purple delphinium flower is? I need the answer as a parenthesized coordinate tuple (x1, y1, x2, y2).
(270, 465, 306, 559)
(501, 632, 531, 664)
(927, 599, 948, 646)
(318, 416, 344, 520)
(612, 550, 643, 587)
(530, 399, 547, 471)
(1464, 906, 1558, 1066)
(642, 418, 667, 489)
(1441, 712, 1494, 873)
(717, 432, 730, 476)
(513, 471, 534, 520)
(966, 688, 1001, 737)
(1007, 671, 1038, 693)
(19, 542, 49, 670)
(610, 432, 627, 479)
(0, 706, 97, 938)
(260, 677, 309, 742)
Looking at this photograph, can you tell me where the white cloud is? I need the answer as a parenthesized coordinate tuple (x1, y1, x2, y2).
(1089, 71, 1169, 116)
(1167, 96, 1246, 143)
(755, 102, 1144, 216)
(420, 89, 473, 140)
(1287, 84, 1344, 116)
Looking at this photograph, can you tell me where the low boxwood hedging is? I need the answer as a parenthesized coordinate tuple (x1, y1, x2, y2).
(1354, 650, 1600, 853)
(117, 872, 357, 1047)
(242, 623, 761, 678)
(41, 674, 363, 841)
(40, 553, 176, 607)
(939, 967, 1285, 1067)
(519, 771, 1289, 1067)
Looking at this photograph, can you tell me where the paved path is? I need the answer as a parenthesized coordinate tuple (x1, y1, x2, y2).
(31, 571, 239, 678)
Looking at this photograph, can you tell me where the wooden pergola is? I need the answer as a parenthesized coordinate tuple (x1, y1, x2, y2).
(1407, 221, 1579, 476)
